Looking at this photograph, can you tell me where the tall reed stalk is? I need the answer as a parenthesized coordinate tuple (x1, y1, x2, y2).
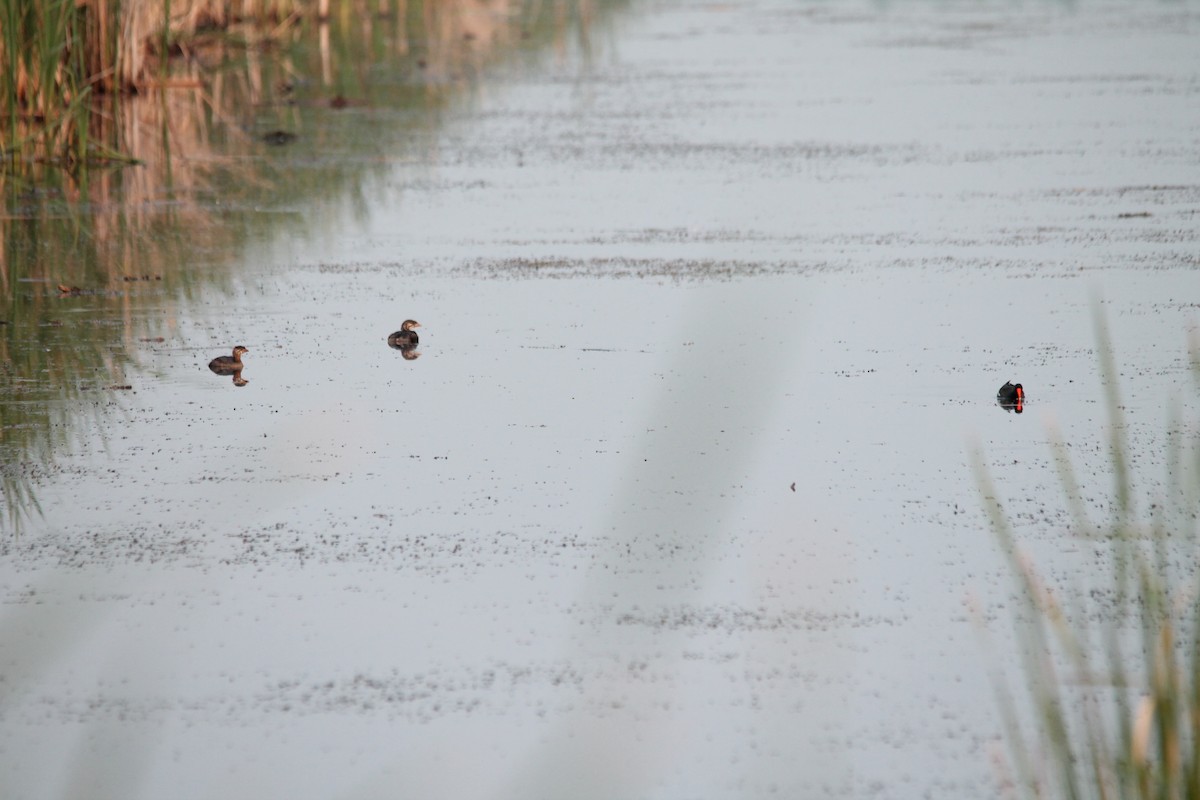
(976, 317, 1200, 798)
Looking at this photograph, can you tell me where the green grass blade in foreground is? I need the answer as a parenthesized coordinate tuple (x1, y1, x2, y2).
(1092, 309, 1131, 528)
(974, 451, 1082, 798)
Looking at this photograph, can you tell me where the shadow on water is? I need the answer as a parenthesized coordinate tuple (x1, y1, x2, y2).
(0, 0, 626, 534)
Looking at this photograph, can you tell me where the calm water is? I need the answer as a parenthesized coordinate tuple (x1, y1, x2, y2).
(3, 1, 1200, 798)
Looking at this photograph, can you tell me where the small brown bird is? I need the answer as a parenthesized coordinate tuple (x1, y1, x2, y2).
(209, 346, 248, 373)
(387, 320, 421, 348)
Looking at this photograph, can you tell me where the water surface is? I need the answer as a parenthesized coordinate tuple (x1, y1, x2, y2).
(3, 1, 1200, 798)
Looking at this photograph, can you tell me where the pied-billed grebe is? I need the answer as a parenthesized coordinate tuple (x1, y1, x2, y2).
(997, 381, 1024, 408)
(387, 320, 421, 347)
(209, 345, 248, 372)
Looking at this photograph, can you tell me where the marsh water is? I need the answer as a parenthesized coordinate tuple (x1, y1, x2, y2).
(3, 1, 1200, 797)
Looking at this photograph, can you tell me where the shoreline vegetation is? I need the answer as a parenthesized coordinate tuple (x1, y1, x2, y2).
(1, 0, 581, 176)
(2, 0, 304, 172)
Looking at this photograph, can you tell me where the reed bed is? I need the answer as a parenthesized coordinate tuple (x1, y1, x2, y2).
(1, 0, 306, 170)
(1, 0, 92, 168)
(1, 0, 596, 171)
(977, 318, 1200, 799)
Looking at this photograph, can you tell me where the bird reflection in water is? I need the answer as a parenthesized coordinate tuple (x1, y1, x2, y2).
(390, 342, 420, 360)
(996, 381, 1024, 413)
(209, 346, 249, 386)
(387, 320, 421, 360)
(222, 368, 249, 386)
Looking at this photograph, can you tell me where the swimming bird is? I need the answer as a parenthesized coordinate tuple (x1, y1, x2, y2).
(387, 320, 421, 348)
(997, 381, 1024, 407)
(209, 346, 248, 373)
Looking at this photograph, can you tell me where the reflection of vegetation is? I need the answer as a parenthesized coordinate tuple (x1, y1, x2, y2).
(976, 320, 1200, 798)
(0, 0, 622, 533)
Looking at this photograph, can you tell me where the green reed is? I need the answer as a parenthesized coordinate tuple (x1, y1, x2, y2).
(976, 316, 1200, 798)
(8, 0, 109, 169)
(0, 0, 311, 174)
